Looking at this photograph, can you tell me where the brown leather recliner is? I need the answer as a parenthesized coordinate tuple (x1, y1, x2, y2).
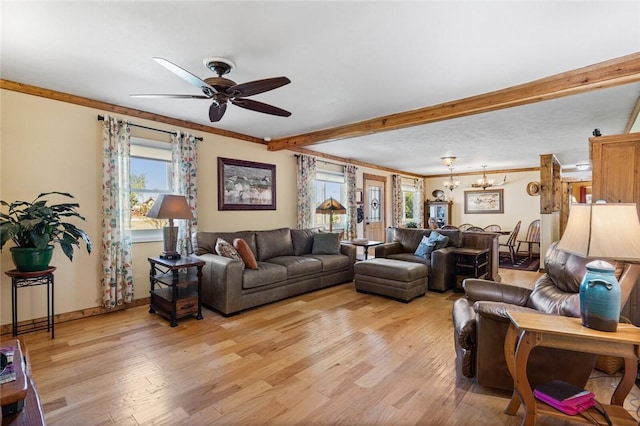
(452, 241, 637, 391)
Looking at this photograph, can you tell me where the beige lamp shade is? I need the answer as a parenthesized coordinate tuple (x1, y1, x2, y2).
(557, 203, 640, 261)
(146, 194, 193, 222)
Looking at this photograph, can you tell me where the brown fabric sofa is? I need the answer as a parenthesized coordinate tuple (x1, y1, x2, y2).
(192, 227, 356, 315)
(374, 227, 500, 292)
(452, 241, 638, 391)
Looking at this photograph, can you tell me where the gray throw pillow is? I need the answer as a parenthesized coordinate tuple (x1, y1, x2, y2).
(311, 233, 340, 255)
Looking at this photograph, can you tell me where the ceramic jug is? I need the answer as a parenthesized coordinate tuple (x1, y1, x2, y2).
(580, 260, 620, 332)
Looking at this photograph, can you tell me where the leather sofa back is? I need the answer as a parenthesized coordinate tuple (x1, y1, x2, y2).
(385, 227, 463, 251)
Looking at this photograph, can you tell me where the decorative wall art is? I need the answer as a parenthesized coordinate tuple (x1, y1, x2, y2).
(464, 189, 504, 214)
(218, 157, 276, 210)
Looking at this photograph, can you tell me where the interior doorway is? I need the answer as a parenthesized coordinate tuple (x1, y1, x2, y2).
(363, 173, 387, 242)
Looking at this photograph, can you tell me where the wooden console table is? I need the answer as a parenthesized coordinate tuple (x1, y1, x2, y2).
(504, 311, 640, 425)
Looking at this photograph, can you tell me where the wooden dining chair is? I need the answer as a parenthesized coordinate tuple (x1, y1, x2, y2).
(458, 223, 473, 231)
(441, 225, 459, 230)
(517, 219, 541, 259)
(484, 224, 501, 232)
(466, 226, 485, 232)
(499, 220, 521, 265)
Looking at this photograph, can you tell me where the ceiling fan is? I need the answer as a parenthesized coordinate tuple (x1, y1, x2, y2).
(131, 57, 291, 122)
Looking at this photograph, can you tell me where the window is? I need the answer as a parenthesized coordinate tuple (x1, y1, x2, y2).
(401, 181, 419, 225)
(315, 169, 345, 230)
(130, 137, 173, 242)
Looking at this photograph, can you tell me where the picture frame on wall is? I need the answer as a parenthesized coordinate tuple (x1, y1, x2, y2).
(218, 157, 276, 210)
(464, 189, 504, 214)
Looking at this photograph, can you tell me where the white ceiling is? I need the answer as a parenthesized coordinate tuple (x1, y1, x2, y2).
(2, 1, 639, 176)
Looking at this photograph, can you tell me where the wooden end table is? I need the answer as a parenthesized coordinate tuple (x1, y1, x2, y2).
(148, 257, 205, 327)
(1, 339, 45, 424)
(452, 248, 489, 291)
(342, 240, 383, 261)
(504, 311, 640, 425)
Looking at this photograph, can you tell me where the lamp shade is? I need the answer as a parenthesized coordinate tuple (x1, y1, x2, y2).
(146, 195, 193, 220)
(557, 203, 640, 261)
(316, 197, 346, 214)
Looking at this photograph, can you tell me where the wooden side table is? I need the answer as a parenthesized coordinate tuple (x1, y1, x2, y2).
(342, 240, 383, 261)
(504, 311, 640, 425)
(148, 257, 205, 327)
(452, 248, 489, 291)
(4, 268, 56, 339)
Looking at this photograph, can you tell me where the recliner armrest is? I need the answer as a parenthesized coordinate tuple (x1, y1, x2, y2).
(463, 278, 532, 306)
(453, 298, 476, 350)
(473, 300, 540, 322)
(374, 241, 402, 258)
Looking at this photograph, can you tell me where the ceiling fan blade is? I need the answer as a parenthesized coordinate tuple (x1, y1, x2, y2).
(209, 102, 227, 122)
(228, 77, 291, 97)
(153, 57, 217, 96)
(130, 94, 210, 99)
(232, 98, 291, 117)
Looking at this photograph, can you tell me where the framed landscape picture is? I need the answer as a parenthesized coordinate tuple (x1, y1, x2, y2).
(218, 157, 276, 210)
(464, 189, 504, 214)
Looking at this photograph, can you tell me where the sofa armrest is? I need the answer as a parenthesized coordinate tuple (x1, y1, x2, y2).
(473, 300, 540, 322)
(193, 253, 244, 315)
(374, 241, 402, 258)
(340, 243, 357, 262)
(429, 246, 456, 291)
(452, 298, 477, 378)
(463, 278, 532, 306)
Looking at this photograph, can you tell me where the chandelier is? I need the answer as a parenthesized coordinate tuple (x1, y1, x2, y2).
(471, 165, 495, 190)
(441, 156, 460, 191)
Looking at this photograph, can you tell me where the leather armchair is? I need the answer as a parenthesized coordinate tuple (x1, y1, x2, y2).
(453, 241, 637, 391)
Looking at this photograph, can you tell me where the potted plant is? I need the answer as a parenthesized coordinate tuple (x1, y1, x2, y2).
(0, 191, 92, 272)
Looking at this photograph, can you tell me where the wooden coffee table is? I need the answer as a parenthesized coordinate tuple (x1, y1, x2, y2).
(503, 311, 640, 425)
(1, 339, 45, 424)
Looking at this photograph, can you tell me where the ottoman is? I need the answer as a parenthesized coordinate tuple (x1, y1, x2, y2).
(354, 258, 428, 302)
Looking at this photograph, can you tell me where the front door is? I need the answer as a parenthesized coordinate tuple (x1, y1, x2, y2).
(363, 173, 386, 243)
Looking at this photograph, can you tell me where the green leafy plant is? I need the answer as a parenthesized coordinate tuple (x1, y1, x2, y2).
(406, 222, 418, 228)
(0, 191, 92, 261)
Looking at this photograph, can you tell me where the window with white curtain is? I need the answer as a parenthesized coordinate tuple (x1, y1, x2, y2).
(315, 169, 345, 230)
(401, 180, 419, 225)
(130, 137, 174, 242)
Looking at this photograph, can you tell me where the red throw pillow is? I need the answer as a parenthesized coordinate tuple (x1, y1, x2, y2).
(233, 238, 258, 270)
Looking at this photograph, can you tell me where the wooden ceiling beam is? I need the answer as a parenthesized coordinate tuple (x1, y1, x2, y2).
(268, 52, 640, 151)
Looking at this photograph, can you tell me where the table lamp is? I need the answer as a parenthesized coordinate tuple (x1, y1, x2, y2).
(146, 194, 193, 260)
(316, 197, 346, 232)
(556, 203, 640, 331)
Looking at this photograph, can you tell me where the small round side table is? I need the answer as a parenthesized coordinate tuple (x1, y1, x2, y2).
(4, 267, 56, 339)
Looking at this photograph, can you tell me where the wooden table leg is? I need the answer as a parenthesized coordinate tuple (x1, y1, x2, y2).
(513, 331, 538, 426)
(611, 357, 637, 406)
(503, 323, 521, 415)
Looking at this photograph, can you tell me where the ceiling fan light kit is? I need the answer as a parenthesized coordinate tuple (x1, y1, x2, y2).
(131, 57, 291, 122)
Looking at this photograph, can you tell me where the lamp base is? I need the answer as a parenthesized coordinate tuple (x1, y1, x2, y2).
(160, 251, 181, 260)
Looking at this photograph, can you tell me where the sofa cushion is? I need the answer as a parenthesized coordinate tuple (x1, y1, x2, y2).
(267, 256, 323, 278)
(291, 228, 317, 256)
(255, 227, 294, 261)
(234, 238, 258, 270)
(385, 253, 431, 271)
(304, 254, 351, 272)
(215, 238, 244, 268)
(242, 262, 288, 289)
(311, 233, 340, 255)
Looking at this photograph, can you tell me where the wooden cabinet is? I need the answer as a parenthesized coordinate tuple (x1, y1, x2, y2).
(590, 132, 640, 326)
(425, 201, 452, 228)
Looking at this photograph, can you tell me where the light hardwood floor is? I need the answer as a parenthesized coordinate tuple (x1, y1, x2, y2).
(4, 268, 640, 425)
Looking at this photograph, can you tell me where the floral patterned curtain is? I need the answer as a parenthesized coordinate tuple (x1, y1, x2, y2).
(171, 131, 198, 255)
(296, 155, 316, 229)
(392, 174, 403, 227)
(344, 164, 358, 240)
(415, 178, 424, 228)
(101, 115, 133, 308)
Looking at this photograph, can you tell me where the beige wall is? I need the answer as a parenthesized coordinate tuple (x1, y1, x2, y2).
(0, 89, 299, 326)
(424, 170, 543, 246)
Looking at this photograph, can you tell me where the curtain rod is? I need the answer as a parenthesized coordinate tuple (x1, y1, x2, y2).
(293, 153, 343, 167)
(97, 115, 203, 141)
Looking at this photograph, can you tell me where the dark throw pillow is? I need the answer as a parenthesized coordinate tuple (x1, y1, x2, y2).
(311, 232, 341, 255)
